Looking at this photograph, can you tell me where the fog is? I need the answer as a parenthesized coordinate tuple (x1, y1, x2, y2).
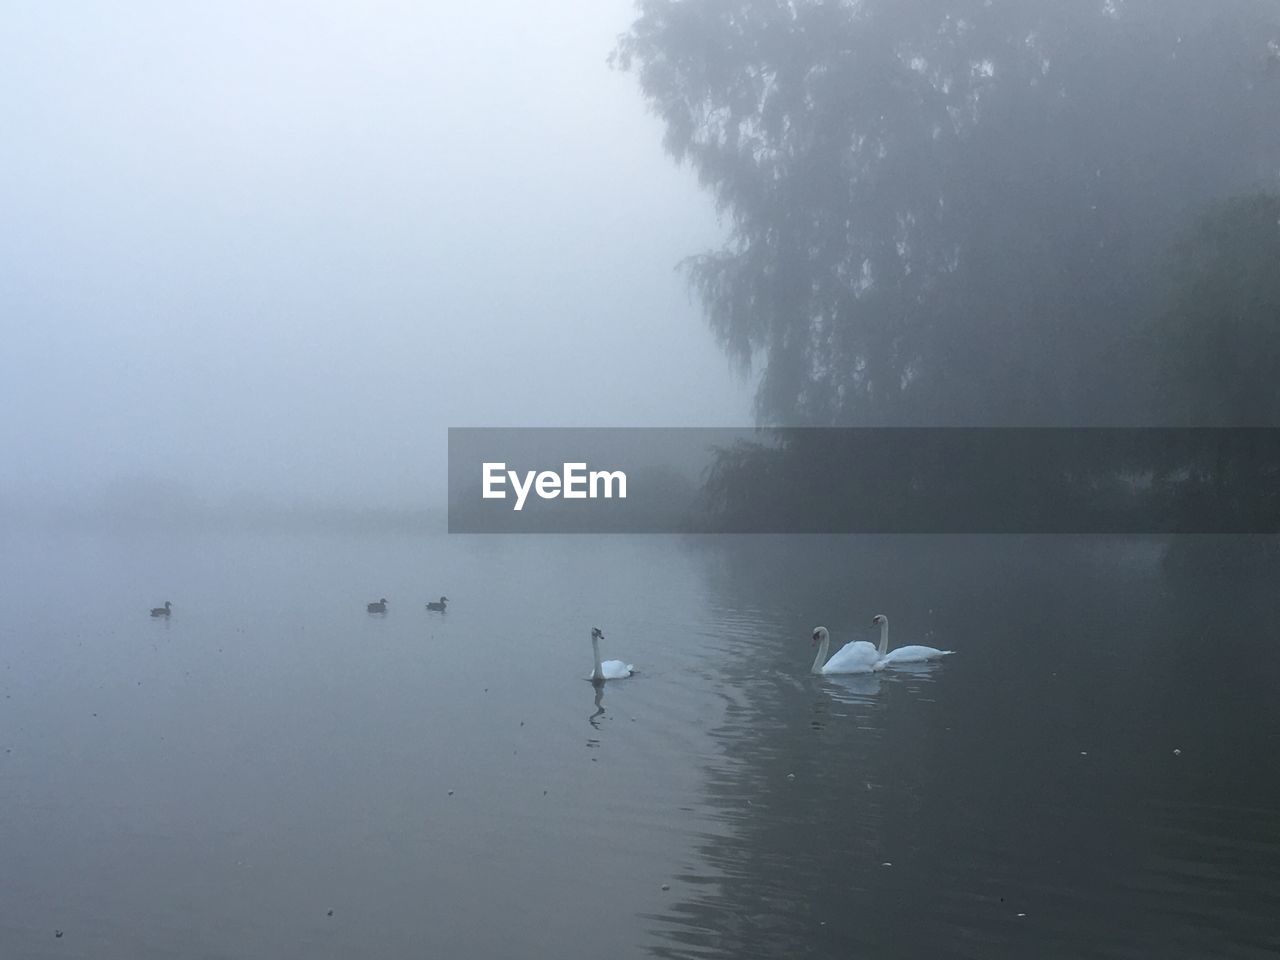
(3, 6, 1279, 956)
(4, 0, 1277, 525)
(0, 1, 751, 514)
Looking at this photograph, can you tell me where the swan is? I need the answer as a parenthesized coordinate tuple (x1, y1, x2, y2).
(426, 596, 448, 612)
(150, 601, 172, 618)
(589, 627, 634, 681)
(367, 598, 388, 614)
(810, 626, 883, 675)
(872, 614, 954, 664)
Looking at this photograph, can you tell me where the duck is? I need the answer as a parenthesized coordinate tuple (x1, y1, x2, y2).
(367, 598, 388, 614)
(426, 596, 449, 612)
(150, 601, 172, 618)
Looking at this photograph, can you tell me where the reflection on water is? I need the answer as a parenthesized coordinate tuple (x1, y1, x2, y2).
(818, 672, 883, 705)
(588, 682, 607, 729)
(0, 532, 1276, 959)
(643, 536, 1280, 960)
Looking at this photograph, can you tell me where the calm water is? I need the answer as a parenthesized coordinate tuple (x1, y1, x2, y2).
(1, 531, 1278, 958)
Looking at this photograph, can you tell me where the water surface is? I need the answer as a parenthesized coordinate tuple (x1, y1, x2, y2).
(1, 532, 1276, 958)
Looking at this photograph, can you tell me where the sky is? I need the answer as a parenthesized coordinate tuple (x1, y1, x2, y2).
(0, 1, 752, 511)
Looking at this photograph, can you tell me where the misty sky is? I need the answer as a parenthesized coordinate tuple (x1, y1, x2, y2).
(0, 1, 751, 510)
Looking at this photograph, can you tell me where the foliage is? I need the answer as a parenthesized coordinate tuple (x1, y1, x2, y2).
(616, 0, 1280, 426)
(1153, 194, 1280, 426)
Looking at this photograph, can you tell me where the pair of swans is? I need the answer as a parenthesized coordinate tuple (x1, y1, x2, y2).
(811, 615, 953, 675)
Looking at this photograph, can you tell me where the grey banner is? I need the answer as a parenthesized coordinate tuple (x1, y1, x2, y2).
(447, 428, 1280, 534)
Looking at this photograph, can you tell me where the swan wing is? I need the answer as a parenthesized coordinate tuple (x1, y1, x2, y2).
(821, 640, 880, 675)
(880, 645, 954, 664)
(600, 659, 634, 679)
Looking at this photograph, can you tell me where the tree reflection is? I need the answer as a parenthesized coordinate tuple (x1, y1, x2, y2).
(641, 536, 1280, 958)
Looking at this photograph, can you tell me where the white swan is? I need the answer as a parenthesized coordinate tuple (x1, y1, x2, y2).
(810, 626, 883, 675)
(872, 614, 954, 664)
(589, 627, 634, 681)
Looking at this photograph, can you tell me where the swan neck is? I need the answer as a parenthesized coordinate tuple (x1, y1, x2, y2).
(878, 620, 889, 656)
(591, 635, 604, 680)
(811, 636, 830, 674)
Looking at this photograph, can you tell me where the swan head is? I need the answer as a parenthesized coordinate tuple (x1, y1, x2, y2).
(811, 626, 829, 646)
(591, 627, 604, 640)
(871, 614, 887, 626)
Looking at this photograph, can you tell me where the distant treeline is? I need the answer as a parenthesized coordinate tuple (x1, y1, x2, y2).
(0, 481, 446, 536)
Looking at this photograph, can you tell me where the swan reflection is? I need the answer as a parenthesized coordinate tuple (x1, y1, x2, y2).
(588, 680, 606, 729)
(821, 672, 883, 704)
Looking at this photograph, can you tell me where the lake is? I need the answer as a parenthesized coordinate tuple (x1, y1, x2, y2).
(1, 531, 1277, 958)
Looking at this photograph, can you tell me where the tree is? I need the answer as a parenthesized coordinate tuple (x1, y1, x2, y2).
(616, 1, 1280, 426)
(1154, 193, 1280, 426)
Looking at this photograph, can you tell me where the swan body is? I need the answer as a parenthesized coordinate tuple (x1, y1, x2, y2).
(589, 627, 634, 681)
(810, 626, 883, 675)
(426, 596, 448, 612)
(872, 615, 954, 664)
(150, 601, 172, 618)
(367, 598, 388, 614)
